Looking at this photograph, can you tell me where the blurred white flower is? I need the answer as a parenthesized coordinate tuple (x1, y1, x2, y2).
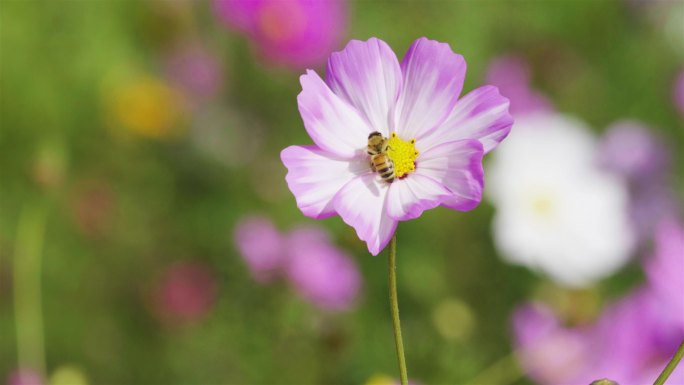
(487, 113, 634, 287)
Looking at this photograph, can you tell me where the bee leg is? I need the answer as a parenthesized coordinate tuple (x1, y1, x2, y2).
(370, 162, 376, 172)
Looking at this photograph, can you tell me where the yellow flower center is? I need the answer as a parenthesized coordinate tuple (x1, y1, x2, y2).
(387, 133, 419, 178)
(531, 194, 554, 218)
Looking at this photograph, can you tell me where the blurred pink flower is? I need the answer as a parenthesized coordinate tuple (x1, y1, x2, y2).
(598, 121, 678, 242)
(513, 294, 684, 385)
(590, 289, 684, 384)
(629, 183, 679, 243)
(598, 121, 669, 180)
(282, 38, 513, 255)
(165, 44, 222, 104)
(675, 70, 684, 116)
(514, 225, 684, 385)
(214, 0, 346, 69)
(234, 215, 362, 311)
(644, 218, 684, 331)
(486, 55, 552, 116)
(234, 215, 287, 283)
(513, 303, 596, 385)
(6, 369, 42, 385)
(286, 227, 361, 311)
(154, 261, 218, 322)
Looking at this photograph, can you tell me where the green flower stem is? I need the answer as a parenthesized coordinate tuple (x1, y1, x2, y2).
(654, 340, 684, 385)
(13, 202, 47, 377)
(388, 233, 408, 385)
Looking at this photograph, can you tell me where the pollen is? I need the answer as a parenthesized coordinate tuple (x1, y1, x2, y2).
(531, 194, 554, 218)
(387, 133, 419, 178)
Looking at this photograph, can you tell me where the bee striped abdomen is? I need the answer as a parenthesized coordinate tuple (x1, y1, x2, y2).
(371, 154, 395, 183)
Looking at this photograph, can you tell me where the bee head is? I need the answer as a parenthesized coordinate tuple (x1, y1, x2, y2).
(367, 132, 387, 153)
(368, 131, 383, 140)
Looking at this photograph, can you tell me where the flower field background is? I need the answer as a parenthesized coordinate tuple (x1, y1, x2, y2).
(1, 1, 683, 384)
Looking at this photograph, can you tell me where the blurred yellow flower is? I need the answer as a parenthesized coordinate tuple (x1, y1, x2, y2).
(364, 374, 397, 385)
(104, 74, 185, 139)
(50, 365, 88, 385)
(432, 298, 475, 342)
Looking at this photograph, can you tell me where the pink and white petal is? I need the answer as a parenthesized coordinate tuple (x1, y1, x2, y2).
(418, 85, 513, 154)
(325, 38, 402, 136)
(298, 70, 374, 158)
(417, 139, 484, 211)
(394, 37, 466, 141)
(281, 145, 369, 219)
(333, 174, 397, 255)
(386, 174, 451, 221)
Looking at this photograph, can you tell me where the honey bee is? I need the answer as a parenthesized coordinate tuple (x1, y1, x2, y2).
(367, 131, 395, 183)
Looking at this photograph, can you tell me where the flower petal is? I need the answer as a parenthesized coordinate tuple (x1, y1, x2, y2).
(386, 174, 451, 221)
(333, 173, 396, 255)
(418, 85, 513, 154)
(325, 38, 402, 136)
(281, 145, 368, 219)
(298, 70, 373, 158)
(417, 139, 484, 211)
(395, 37, 466, 140)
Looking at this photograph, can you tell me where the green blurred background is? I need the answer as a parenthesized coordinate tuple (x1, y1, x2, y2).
(1, 1, 682, 384)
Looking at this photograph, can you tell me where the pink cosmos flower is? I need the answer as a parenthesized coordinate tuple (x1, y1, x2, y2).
(513, 218, 684, 385)
(513, 303, 596, 385)
(281, 38, 513, 255)
(234, 215, 286, 283)
(513, 292, 684, 385)
(644, 218, 684, 331)
(213, 0, 346, 69)
(598, 121, 678, 242)
(286, 226, 361, 311)
(486, 55, 552, 116)
(234, 215, 361, 311)
(588, 289, 684, 384)
(598, 121, 669, 180)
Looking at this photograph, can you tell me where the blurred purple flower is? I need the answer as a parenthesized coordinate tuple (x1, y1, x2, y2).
(514, 277, 684, 383)
(282, 37, 512, 255)
(6, 369, 42, 385)
(675, 70, 684, 116)
(644, 218, 684, 332)
(590, 289, 684, 384)
(286, 226, 361, 311)
(234, 215, 286, 283)
(598, 121, 678, 242)
(598, 121, 669, 180)
(629, 183, 679, 243)
(154, 261, 218, 322)
(214, 0, 346, 69)
(513, 303, 596, 385)
(486, 55, 552, 116)
(165, 44, 222, 104)
(234, 215, 361, 311)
